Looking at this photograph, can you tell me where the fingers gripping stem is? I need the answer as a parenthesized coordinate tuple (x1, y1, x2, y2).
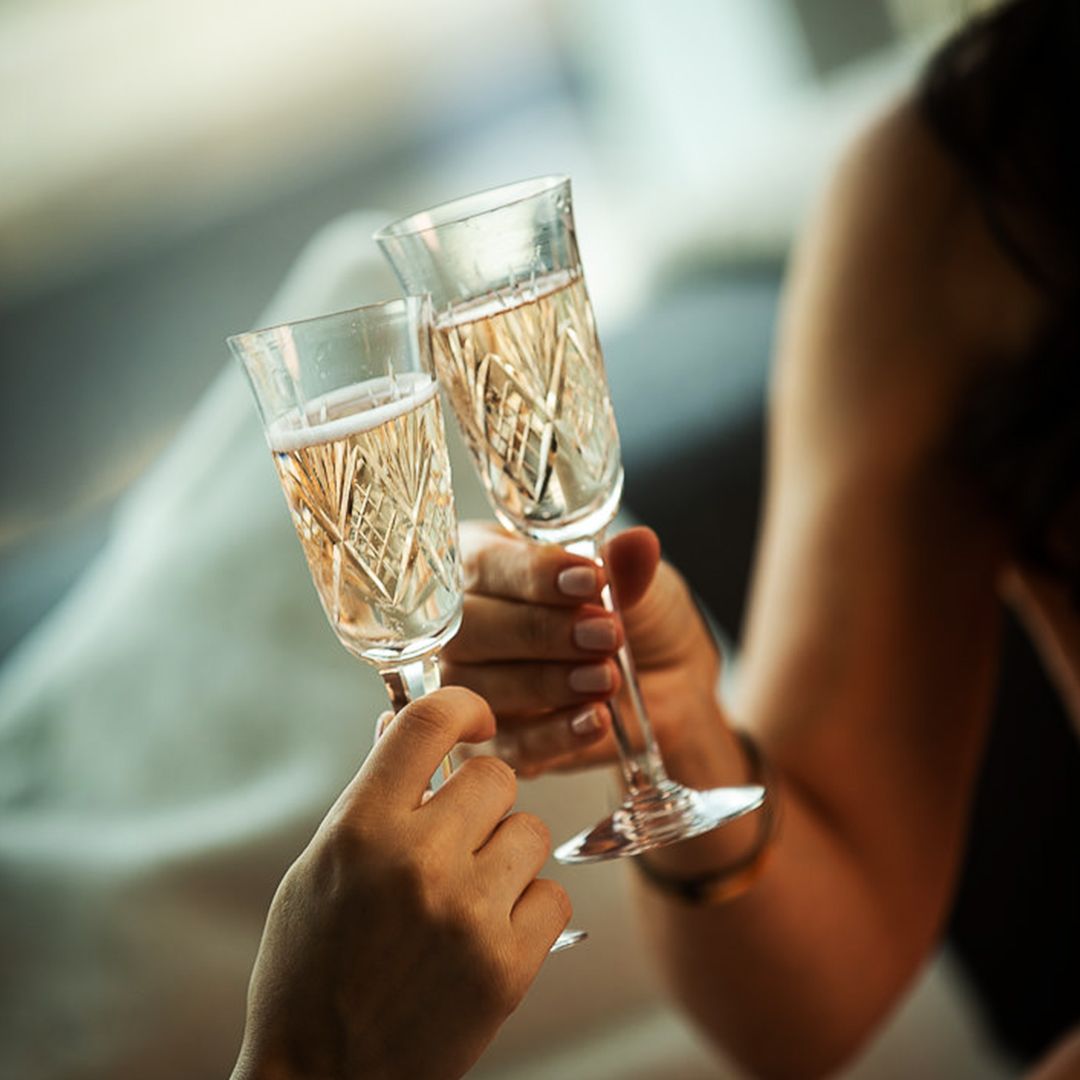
(564, 534, 664, 794)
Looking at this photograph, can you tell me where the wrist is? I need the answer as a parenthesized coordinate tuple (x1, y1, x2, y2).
(637, 729, 776, 905)
(658, 685, 745, 791)
(643, 720, 771, 880)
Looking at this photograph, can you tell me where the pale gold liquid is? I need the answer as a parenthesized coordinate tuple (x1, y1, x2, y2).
(433, 271, 621, 532)
(270, 379, 461, 661)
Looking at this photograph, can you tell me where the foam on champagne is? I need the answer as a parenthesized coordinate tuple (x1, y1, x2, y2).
(267, 372, 437, 452)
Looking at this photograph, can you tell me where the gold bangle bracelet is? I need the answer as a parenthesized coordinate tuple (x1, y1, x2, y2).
(636, 730, 777, 906)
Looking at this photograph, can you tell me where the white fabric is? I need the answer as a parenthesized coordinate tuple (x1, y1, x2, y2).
(0, 214, 1014, 1079)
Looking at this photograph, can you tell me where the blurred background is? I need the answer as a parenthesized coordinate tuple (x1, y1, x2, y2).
(0, 0, 961, 661)
(8, 2, 1068, 1079)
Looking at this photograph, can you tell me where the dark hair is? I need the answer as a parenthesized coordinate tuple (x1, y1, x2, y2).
(921, 0, 1080, 297)
(920, 0, 1080, 590)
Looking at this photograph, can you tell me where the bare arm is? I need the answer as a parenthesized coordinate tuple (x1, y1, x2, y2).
(636, 103, 1046, 1077)
(441, 102, 1048, 1078)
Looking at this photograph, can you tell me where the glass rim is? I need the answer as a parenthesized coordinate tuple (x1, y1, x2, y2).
(373, 174, 570, 242)
(226, 294, 431, 352)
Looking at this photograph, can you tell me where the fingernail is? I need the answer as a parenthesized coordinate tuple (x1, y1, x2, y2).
(569, 663, 613, 694)
(557, 566, 597, 597)
(570, 708, 602, 736)
(573, 617, 617, 651)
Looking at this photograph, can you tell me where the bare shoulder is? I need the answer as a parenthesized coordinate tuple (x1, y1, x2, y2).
(774, 97, 1047, 473)
(808, 97, 1045, 360)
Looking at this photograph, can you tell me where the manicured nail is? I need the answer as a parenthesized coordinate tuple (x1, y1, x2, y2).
(557, 566, 597, 598)
(573, 617, 617, 651)
(569, 663, 613, 694)
(570, 708, 602, 736)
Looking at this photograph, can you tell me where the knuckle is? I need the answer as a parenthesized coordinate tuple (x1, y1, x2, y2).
(401, 840, 449, 912)
(298, 832, 345, 896)
(510, 811, 552, 855)
(544, 663, 576, 702)
(401, 694, 456, 740)
(320, 814, 357, 852)
(479, 951, 526, 1015)
(427, 883, 472, 930)
(389, 854, 427, 901)
(526, 552, 560, 603)
(318, 832, 429, 912)
(540, 878, 573, 925)
(445, 685, 493, 722)
(403, 687, 488, 738)
(460, 546, 485, 592)
(519, 718, 566, 762)
(460, 528, 520, 598)
(490, 731, 523, 771)
(465, 754, 517, 800)
(320, 813, 376, 862)
(521, 604, 552, 652)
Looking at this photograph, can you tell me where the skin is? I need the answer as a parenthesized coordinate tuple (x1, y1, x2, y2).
(445, 100, 1077, 1078)
(231, 687, 571, 1080)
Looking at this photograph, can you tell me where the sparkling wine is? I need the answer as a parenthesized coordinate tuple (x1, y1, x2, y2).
(268, 373, 461, 662)
(433, 270, 622, 538)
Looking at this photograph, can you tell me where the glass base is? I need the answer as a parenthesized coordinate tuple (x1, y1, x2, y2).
(554, 780, 765, 864)
(551, 928, 587, 953)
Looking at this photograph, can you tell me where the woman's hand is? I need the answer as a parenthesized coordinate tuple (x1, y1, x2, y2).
(441, 523, 738, 781)
(232, 687, 570, 1080)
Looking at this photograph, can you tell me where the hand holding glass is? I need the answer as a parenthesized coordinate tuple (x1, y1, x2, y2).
(229, 298, 584, 949)
(376, 178, 764, 861)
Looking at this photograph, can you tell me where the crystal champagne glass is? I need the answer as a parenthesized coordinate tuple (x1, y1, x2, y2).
(229, 297, 585, 949)
(376, 179, 764, 862)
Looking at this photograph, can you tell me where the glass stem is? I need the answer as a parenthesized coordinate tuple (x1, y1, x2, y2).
(378, 653, 452, 789)
(565, 534, 666, 798)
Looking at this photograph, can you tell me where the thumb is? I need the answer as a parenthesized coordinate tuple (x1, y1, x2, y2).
(606, 528, 714, 671)
(604, 527, 662, 609)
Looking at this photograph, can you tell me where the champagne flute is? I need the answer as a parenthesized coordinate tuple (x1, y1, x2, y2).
(375, 179, 764, 863)
(229, 297, 585, 950)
